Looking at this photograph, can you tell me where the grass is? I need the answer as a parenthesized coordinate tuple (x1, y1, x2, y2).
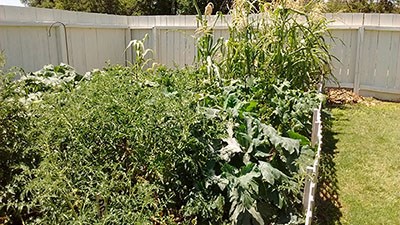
(315, 101, 400, 225)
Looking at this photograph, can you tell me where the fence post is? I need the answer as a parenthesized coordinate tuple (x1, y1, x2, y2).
(304, 105, 322, 225)
(302, 166, 314, 212)
(152, 27, 158, 62)
(124, 27, 132, 66)
(311, 109, 320, 147)
(52, 24, 69, 65)
(353, 15, 365, 95)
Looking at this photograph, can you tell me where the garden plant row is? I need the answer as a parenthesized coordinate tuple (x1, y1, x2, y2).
(0, 1, 332, 224)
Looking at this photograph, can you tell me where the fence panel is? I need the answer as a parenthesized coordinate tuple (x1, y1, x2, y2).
(388, 32, 400, 90)
(328, 29, 358, 88)
(375, 31, 392, 88)
(0, 25, 60, 72)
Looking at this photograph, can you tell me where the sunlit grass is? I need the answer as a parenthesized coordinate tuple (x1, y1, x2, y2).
(332, 101, 400, 225)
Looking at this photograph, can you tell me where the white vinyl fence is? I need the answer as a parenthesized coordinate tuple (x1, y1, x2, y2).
(302, 84, 323, 225)
(1, 5, 400, 100)
(326, 13, 400, 100)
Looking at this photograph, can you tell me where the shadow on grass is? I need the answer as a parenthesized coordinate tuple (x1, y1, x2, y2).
(314, 106, 342, 225)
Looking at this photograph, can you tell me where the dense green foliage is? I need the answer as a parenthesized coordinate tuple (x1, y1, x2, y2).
(20, 0, 234, 15)
(1, 1, 332, 224)
(0, 65, 319, 225)
(19, 0, 400, 15)
(325, 0, 400, 13)
(0, 64, 90, 223)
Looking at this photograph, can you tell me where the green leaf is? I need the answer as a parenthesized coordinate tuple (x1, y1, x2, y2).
(244, 101, 257, 112)
(220, 122, 242, 161)
(248, 205, 264, 225)
(239, 163, 256, 175)
(203, 107, 220, 119)
(258, 161, 287, 185)
(209, 175, 229, 191)
(288, 130, 310, 146)
(260, 123, 300, 154)
(223, 93, 238, 109)
(279, 137, 300, 155)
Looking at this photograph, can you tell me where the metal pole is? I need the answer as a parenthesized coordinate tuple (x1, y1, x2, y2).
(48, 21, 70, 65)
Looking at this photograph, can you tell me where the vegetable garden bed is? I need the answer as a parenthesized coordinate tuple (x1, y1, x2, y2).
(0, 1, 333, 224)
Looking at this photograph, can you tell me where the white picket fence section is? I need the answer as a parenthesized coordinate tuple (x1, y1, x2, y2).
(1, 5, 400, 100)
(302, 84, 323, 225)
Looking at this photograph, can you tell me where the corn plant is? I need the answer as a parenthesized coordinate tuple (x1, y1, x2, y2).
(261, 2, 333, 89)
(195, 0, 334, 90)
(125, 34, 153, 70)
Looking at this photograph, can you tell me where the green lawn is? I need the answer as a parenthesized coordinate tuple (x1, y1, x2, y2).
(315, 101, 400, 225)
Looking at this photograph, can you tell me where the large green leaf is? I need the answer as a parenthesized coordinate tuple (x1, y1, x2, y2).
(220, 122, 242, 161)
(288, 130, 310, 146)
(258, 161, 287, 185)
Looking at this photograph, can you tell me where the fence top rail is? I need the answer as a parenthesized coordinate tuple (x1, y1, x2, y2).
(0, 20, 130, 29)
(2, 21, 399, 33)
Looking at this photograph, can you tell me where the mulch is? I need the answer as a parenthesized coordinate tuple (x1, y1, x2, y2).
(325, 88, 364, 105)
